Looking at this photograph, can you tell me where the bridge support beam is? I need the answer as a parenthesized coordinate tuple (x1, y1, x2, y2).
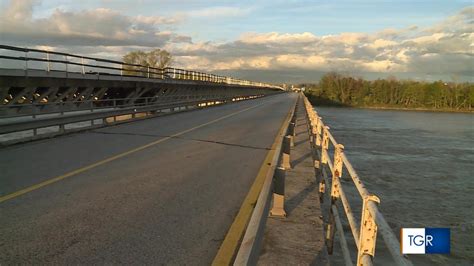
(0, 75, 281, 117)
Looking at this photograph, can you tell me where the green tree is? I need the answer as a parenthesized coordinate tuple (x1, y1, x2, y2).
(303, 72, 473, 111)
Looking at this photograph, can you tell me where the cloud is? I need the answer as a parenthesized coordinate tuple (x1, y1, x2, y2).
(0, 1, 472, 82)
(168, 7, 473, 81)
(188, 6, 252, 19)
(239, 32, 318, 44)
(134, 15, 181, 25)
(0, 0, 189, 49)
(2, 0, 37, 21)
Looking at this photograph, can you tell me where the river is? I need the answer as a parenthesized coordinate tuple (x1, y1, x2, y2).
(314, 107, 473, 265)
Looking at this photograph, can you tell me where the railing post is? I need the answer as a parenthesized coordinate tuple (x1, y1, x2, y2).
(291, 108, 297, 125)
(357, 195, 380, 266)
(269, 167, 286, 217)
(315, 124, 329, 202)
(321, 126, 330, 164)
(81, 57, 85, 74)
(147, 66, 150, 78)
(307, 110, 315, 142)
(281, 135, 292, 169)
(46, 51, 51, 72)
(326, 144, 344, 254)
(24, 50, 28, 70)
(310, 122, 317, 147)
(64, 55, 68, 77)
(289, 122, 295, 146)
(316, 117, 322, 146)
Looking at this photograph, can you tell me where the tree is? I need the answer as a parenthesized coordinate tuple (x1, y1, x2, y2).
(122, 49, 172, 77)
(304, 72, 473, 111)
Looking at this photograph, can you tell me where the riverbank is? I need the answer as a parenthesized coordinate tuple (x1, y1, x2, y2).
(301, 73, 473, 114)
(349, 105, 472, 114)
(305, 99, 473, 114)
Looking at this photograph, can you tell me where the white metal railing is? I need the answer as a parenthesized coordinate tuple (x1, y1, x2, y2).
(302, 94, 412, 266)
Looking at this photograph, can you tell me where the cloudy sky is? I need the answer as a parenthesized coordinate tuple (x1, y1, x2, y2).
(0, 0, 472, 83)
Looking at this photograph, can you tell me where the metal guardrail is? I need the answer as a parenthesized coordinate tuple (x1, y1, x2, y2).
(0, 44, 281, 89)
(302, 95, 412, 266)
(1, 95, 209, 118)
(0, 95, 263, 145)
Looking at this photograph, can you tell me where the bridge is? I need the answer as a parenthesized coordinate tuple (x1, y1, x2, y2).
(0, 45, 411, 265)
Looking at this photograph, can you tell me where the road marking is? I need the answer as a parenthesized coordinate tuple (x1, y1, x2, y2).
(212, 98, 295, 265)
(0, 100, 271, 204)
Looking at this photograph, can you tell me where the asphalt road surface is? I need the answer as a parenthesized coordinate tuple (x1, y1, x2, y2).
(0, 93, 297, 264)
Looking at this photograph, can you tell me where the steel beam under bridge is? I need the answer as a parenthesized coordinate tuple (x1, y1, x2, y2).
(0, 70, 283, 117)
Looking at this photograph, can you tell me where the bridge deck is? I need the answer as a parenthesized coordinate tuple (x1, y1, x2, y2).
(0, 93, 296, 264)
(258, 99, 329, 265)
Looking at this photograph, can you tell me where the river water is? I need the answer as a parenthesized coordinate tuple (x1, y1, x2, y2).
(314, 107, 473, 266)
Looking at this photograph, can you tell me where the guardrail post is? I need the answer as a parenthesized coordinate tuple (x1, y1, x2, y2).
(357, 195, 380, 266)
(289, 121, 296, 136)
(321, 126, 330, 164)
(281, 135, 292, 169)
(326, 144, 344, 255)
(291, 111, 297, 124)
(317, 125, 330, 203)
(24, 50, 28, 73)
(64, 55, 68, 77)
(270, 167, 286, 217)
(316, 117, 322, 146)
(46, 51, 51, 72)
(81, 57, 85, 74)
(310, 123, 317, 147)
(307, 108, 314, 141)
(289, 122, 295, 147)
(306, 111, 312, 132)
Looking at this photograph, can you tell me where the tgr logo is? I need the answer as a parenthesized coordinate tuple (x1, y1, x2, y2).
(408, 234, 433, 246)
(401, 228, 450, 254)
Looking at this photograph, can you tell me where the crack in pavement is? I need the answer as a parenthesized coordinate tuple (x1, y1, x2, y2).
(90, 130, 271, 151)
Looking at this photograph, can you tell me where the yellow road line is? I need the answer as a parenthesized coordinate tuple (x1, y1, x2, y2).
(212, 99, 295, 266)
(0, 101, 269, 204)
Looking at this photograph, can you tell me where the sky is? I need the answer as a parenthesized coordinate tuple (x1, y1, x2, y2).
(0, 0, 472, 83)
